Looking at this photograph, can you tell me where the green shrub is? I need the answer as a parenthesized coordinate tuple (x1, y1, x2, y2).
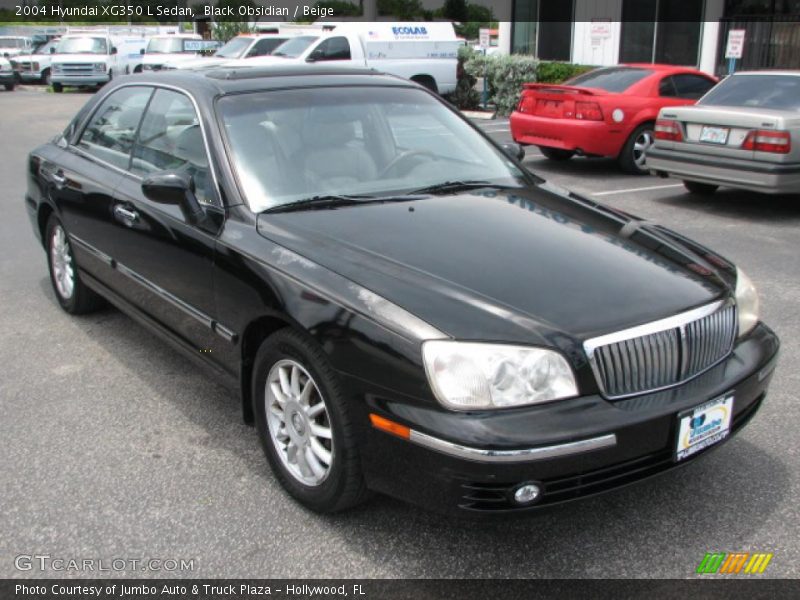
(444, 45, 480, 110)
(536, 62, 595, 84)
(464, 50, 539, 116)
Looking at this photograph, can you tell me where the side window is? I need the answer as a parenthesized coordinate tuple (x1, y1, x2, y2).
(672, 74, 716, 100)
(131, 89, 216, 206)
(313, 37, 351, 61)
(247, 38, 280, 57)
(77, 87, 153, 169)
(659, 76, 678, 97)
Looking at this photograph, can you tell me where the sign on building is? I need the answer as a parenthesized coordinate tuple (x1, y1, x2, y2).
(479, 28, 490, 49)
(725, 29, 746, 59)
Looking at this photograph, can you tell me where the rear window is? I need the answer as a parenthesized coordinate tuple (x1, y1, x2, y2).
(565, 67, 653, 92)
(698, 74, 800, 111)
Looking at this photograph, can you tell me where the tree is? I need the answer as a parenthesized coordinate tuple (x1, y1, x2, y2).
(442, 0, 468, 22)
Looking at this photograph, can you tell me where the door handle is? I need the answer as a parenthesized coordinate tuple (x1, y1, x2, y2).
(113, 205, 139, 223)
(51, 171, 67, 186)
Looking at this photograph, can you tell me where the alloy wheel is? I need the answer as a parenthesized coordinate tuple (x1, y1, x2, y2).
(50, 224, 75, 299)
(633, 129, 654, 168)
(265, 359, 334, 486)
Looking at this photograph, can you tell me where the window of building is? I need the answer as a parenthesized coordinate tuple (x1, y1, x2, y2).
(511, 0, 572, 61)
(620, 0, 703, 66)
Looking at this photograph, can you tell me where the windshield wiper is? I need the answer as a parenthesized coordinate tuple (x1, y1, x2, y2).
(263, 194, 374, 213)
(408, 180, 515, 195)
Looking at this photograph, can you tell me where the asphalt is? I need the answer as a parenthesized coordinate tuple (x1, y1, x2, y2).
(1, 89, 798, 579)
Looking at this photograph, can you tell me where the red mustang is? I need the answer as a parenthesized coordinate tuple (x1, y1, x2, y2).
(510, 64, 717, 174)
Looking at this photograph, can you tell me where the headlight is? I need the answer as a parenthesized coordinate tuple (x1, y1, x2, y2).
(735, 267, 759, 337)
(422, 341, 578, 410)
(93, 63, 106, 71)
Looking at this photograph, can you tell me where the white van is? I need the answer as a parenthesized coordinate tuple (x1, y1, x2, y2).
(0, 36, 34, 58)
(50, 33, 147, 92)
(230, 22, 460, 94)
(14, 37, 60, 84)
(128, 34, 222, 73)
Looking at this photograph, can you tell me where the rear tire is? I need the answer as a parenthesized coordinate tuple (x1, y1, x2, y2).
(4, 83, 13, 91)
(253, 329, 370, 513)
(539, 147, 575, 161)
(52, 82, 63, 93)
(41, 68, 50, 85)
(45, 215, 104, 315)
(411, 75, 438, 94)
(683, 181, 719, 195)
(619, 123, 655, 174)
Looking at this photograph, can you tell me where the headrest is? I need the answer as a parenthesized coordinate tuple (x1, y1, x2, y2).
(173, 125, 208, 168)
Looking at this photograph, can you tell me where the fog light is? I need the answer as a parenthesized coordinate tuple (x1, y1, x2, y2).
(513, 483, 541, 505)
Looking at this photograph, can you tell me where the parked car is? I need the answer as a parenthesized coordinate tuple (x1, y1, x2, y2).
(129, 34, 220, 73)
(510, 64, 718, 174)
(0, 35, 34, 58)
(0, 56, 16, 90)
(648, 71, 800, 195)
(13, 37, 59, 85)
(25, 66, 779, 514)
(162, 33, 297, 70)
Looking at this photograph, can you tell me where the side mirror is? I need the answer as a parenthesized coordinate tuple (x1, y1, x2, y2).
(501, 142, 525, 161)
(140, 48, 145, 55)
(50, 47, 56, 54)
(110, 46, 118, 55)
(141, 171, 205, 223)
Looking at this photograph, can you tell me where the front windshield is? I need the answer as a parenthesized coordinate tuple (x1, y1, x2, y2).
(57, 37, 107, 55)
(271, 36, 318, 58)
(0, 38, 25, 48)
(214, 37, 251, 58)
(218, 86, 527, 212)
(146, 37, 185, 54)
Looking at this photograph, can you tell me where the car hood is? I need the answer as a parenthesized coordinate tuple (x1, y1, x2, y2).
(256, 185, 733, 346)
(143, 53, 196, 64)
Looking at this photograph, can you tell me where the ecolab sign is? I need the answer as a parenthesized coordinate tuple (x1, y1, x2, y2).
(392, 26, 428, 36)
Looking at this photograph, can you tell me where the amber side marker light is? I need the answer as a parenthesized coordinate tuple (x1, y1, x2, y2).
(369, 414, 410, 439)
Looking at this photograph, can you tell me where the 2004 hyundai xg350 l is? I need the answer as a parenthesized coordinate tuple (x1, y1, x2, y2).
(25, 66, 779, 514)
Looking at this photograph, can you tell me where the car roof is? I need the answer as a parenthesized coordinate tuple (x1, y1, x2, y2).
(118, 65, 415, 96)
(732, 70, 800, 77)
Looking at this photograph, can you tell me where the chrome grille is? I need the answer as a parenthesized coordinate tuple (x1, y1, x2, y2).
(61, 63, 94, 73)
(585, 301, 737, 399)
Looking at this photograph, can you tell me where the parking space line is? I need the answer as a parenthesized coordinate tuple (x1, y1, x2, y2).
(592, 184, 683, 197)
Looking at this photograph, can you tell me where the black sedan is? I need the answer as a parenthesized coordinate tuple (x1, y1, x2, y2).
(25, 66, 779, 514)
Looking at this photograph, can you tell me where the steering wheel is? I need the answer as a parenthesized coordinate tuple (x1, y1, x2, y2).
(378, 150, 434, 178)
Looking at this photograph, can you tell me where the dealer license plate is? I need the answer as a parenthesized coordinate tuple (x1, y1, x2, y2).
(699, 126, 730, 145)
(675, 394, 734, 461)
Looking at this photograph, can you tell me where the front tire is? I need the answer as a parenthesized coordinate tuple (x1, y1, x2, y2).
(539, 147, 575, 161)
(52, 82, 63, 93)
(4, 82, 13, 91)
(253, 329, 369, 513)
(41, 68, 50, 85)
(46, 215, 104, 314)
(619, 123, 655, 174)
(683, 181, 719, 195)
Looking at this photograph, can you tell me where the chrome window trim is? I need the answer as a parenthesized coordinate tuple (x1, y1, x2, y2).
(584, 298, 736, 400)
(408, 430, 617, 463)
(70, 82, 222, 208)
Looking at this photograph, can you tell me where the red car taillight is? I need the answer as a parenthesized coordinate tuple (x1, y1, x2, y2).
(742, 130, 791, 154)
(517, 92, 536, 113)
(574, 101, 603, 121)
(655, 119, 683, 142)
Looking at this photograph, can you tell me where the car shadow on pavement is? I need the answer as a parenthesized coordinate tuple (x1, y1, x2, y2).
(523, 156, 634, 181)
(657, 189, 800, 222)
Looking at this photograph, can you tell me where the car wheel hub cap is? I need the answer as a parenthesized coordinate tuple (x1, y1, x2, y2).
(265, 359, 333, 487)
(633, 130, 654, 167)
(50, 225, 75, 299)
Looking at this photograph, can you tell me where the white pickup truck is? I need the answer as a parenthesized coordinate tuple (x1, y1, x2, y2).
(14, 38, 59, 84)
(229, 22, 460, 94)
(127, 34, 221, 73)
(50, 33, 146, 92)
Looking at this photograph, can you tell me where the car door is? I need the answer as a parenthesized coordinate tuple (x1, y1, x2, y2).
(108, 87, 225, 357)
(49, 85, 153, 286)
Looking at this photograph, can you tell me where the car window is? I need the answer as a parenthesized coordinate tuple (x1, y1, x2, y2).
(671, 74, 715, 99)
(698, 74, 800, 111)
(130, 89, 216, 206)
(311, 37, 351, 61)
(247, 38, 285, 57)
(77, 87, 153, 170)
(565, 67, 653, 92)
(659, 76, 678, 97)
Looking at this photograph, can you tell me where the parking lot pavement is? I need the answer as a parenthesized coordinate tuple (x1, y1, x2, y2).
(1, 90, 799, 579)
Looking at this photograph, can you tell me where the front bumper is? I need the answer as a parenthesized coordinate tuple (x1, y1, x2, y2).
(19, 71, 43, 82)
(509, 111, 625, 157)
(354, 323, 778, 514)
(50, 73, 110, 86)
(648, 147, 800, 194)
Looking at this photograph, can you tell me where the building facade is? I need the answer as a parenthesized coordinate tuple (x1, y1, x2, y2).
(497, 0, 800, 75)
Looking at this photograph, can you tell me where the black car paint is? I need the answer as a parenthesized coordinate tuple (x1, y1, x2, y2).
(25, 67, 779, 513)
